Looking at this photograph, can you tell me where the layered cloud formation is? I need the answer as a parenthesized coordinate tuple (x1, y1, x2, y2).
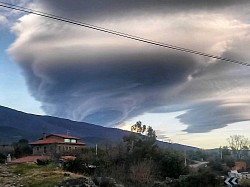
(8, 0, 250, 132)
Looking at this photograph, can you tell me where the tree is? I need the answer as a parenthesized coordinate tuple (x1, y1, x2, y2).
(123, 133, 139, 152)
(158, 149, 189, 178)
(146, 126, 157, 141)
(131, 121, 146, 134)
(13, 139, 32, 158)
(130, 121, 157, 141)
(227, 135, 249, 160)
(124, 122, 158, 153)
(224, 158, 235, 168)
(220, 146, 231, 159)
(187, 149, 208, 161)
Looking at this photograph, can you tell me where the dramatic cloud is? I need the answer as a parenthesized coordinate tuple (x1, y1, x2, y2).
(8, 0, 250, 132)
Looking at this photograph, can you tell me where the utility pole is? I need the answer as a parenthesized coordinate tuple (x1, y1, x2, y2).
(184, 150, 187, 167)
(66, 130, 70, 136)
(95, 144, 98, 156)
(220, 146, 223, 160)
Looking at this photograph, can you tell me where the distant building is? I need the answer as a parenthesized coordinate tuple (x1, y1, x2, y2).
(232, 161, 247, 171)
(30, 134, 85, 156)
(0, 144, 14, 154)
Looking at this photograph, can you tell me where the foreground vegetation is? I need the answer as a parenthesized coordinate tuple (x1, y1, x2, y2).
(60, 127, 250, 187)
(2, 123, 250, 186)
(61, 123, 220, 186)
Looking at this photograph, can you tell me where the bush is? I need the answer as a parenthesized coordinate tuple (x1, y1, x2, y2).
(36, 159, 50, 165)
(239, 179, 250, 187)
(13, 139, 32, 158)
(130, 161, 154, 184)
(0, 153, 6, 164)
(175, 169, 223, 187)
(63, 158, 96, 175)
(158, 149, 189, 179)
(93, 177, 118, 187)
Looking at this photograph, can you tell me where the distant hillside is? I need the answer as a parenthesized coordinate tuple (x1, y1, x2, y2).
(0, 106, 198, 151)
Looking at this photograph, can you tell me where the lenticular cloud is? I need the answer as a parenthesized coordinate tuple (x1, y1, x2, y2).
(8, 0, 250, 132)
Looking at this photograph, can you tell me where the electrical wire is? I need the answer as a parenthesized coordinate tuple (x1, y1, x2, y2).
(0, 1, 249, 67)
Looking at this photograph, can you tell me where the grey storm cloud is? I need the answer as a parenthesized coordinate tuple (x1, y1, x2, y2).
(11, 43, 200, 125)
(177, 100, 250, 133)
(153, 58, 250, 133)
(8, 0, 250, 132)
(35, 0, 250, 19)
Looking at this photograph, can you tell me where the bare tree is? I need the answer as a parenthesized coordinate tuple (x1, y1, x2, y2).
(227, 135, 249, 160)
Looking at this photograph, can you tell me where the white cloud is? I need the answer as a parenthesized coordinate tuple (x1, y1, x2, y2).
(0, 15, 8, 27)
(0, 0, 33, 28)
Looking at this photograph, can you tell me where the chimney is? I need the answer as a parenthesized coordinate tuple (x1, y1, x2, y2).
(43, 133, 47, 140)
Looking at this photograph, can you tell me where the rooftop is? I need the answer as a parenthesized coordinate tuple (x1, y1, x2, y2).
(30, 134, 85, 145)
(46, 134, 80, 140)
(10, 155, 50, 163)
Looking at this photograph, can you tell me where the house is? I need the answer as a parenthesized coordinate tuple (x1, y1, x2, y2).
(30, 134, 85, 156)
(232, 161, 247, 171)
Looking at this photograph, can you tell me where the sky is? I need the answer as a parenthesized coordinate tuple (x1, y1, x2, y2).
(1, 0, 250, 148)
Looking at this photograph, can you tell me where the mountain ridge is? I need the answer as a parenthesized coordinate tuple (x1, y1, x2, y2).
(0, 105, 198, 151)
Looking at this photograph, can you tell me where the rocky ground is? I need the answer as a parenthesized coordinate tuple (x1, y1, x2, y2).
(0, 164, 23, 187)
(0, 163, 124, 187)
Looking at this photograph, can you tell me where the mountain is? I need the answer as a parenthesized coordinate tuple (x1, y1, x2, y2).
(0, 106, 198, 151)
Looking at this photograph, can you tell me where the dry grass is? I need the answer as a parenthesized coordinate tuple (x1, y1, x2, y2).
(239, 178, 250, 186)
(0, 163, 83, 187)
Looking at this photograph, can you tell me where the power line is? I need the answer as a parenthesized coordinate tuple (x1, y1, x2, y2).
(0, 1, 249, 67)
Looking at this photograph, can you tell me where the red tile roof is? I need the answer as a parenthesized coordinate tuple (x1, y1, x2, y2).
(30, 138, 61, 145)
(10, 155, 50, 163)
(30, 137, 85, 145)
(46, 134, 80, 140)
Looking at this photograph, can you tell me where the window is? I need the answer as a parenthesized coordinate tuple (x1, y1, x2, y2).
(64, 139, 70, 143)
(58, 146, 61, 151)
(71, 139, 76, 143)
(37, 147, 40, 151)
(69, 147, 71, 150)
(44, 146, 47, 153)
